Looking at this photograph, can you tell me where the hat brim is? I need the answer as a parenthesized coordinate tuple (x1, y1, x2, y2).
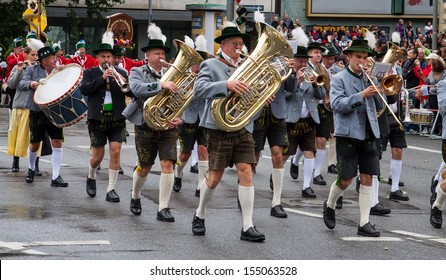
(294, 53, 313, 58)
(308, 45, 327, 53)
(141, 45, 171, 53)
(214, 33, 250, 44)
(93, 48, 114, 55)
(342, 48, 375, 56)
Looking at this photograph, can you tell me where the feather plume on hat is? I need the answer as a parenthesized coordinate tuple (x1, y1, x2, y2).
(254, 10, 265, 23)
(365, 29, 377, 50)
(148, 23, 166, 42)
(102, 31, 114, 48)
(292, 27, 309, 48)
(184, 35, 195, 49)
(194, 35, 208, 53)
(392, 31, 401, 44)
(27, 38, 45, 51)
(220, 19, 237, 30)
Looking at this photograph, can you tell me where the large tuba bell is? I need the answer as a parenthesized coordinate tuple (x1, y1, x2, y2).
(211, 22, 294, 132)
(143, 39, 203, 130)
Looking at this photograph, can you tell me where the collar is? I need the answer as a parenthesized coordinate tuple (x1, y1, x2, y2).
(347, 66, 363, 79)
(307, 61, 315, 70)
(220, 51, 242, 67)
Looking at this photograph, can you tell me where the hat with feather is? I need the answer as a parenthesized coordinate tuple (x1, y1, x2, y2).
(214, 20, 250, 44)
(292, 27, 312, 58)
(194, 34, 209, 59)
(13, 38, 23, 48)
(52, 41, 61, 52)
(27, 38, 54, 61)
(76, 39, 86, 50)
(391, 31, 401, 46)
(342, 40, 375, 57)
(141, 23, 170, 53)
(93, 31, 114, 54)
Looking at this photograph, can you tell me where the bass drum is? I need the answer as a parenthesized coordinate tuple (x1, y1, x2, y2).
(34, 63, 87, 128)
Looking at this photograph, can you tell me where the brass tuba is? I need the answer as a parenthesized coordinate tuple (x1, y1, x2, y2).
(211, 22, 294, 132)
(143, 39, 204, 130)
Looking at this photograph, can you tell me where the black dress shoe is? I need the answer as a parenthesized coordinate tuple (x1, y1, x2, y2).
(11, 156, 19, 173)
(335, 196, 343, 209)
(313, 174, 327, 185)
(290, 162, 299, 180)
(389, 189, 409, 201)
(269, 174, 274, 191)
(106, 189, 120, 202)
(240, 226, 265, 242)
(430, 206, 443, 228)
(387, 177, 404, 187)
(195, 189, 200, 197)
(25, 169, 35, 183)
(302, 187, 316, 198)
(157, 208, 175, 222)
(357, 222, 380, 237)
(192, 213, 205, 235)
(119, 166, 124, 175)
(323, 200, 336, 229)
(190, 163, 198, 173)
(86, 178, 96, 198)
(34, 157, 42, 176)
(430, 192, 437, 206)
(356, 176, 360, 193)
(327, 164, 338, 174)
(370, 203, 391, 216)
(270, 204, 288, 218)
(51, 175, 68, 187)
(173, 177, 182, 192)
(431, 175, 438, 194)
(130, 198, 142, 216)
(97, 165, 101, 170)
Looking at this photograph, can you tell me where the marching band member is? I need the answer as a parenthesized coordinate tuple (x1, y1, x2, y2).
(67, 40, 96, 69)
(283, 28, 325, 200)
(111, 46, 145, 74)
(124, 23, 182, 221)
(80, 31, 132, 202)
(173, 35, 209, 197)
(52, 41, 69, 67)
(18, 39, 68, 187)
(323, 40, 382, 237)
(191, 21, 265, 242)
(5, 38, 24, 110)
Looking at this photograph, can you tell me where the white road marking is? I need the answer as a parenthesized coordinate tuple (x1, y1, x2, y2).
(0, 240, 110, 256)
(0, 241, 46, 255)
(407, 145, 441, 154)
(284, 208, 323, 218)
(430, 238, 446, 244)
(342, 237, 402, 242)
(390, 230, 436, 239)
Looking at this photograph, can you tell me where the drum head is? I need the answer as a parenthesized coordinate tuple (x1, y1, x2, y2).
(34, 64, 83, 105)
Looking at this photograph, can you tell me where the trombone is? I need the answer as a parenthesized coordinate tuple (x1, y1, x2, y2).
(105, 63, 130, 93)
(358, 64, 404, 130)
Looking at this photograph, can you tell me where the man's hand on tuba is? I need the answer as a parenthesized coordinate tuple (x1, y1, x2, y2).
(161, 81, 178, 93)
(227, 80, 249, 96)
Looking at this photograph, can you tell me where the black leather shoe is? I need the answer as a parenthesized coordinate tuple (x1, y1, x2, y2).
(356, 176, 360, 193)
(430, 192, 437, 206)
(290, 162, 299, 180)
(327, 164, 338, 174)
(97, 165, 101, 170)
(192, 213, 205, 235)
(11, 156, 19, 173)
(25, 169, 35, 183)
(86, 178, 96, 198)
(130, 198, 142, 216)
(105, 189, 120, 202)
(302, 187, 316, 198)
(269, 174, 274, 191)
(389, 189, 409, 201)
(195, 189, 200, 197)
(51, 175, 68, 187)
(335, 196, 343, 209)
(157, 208, 175, 222)
(119, 166, 124, 175)
(34, 157, 42, 176)
(387, 177, 404, 187)
(190, 163, 198, 173)
(431, 175, 438, 195)
(370, 203, 391, 215)
(313, 174, 327, 185)
(430, 206, 443, 228)
(173, 177, 182, 192)
(270, 204, 288, 218)
(323, 200, 336, 229)
(240, 226, 265, 242)
(357, 222, 380, 237)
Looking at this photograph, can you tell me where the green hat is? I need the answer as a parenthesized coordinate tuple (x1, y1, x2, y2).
(93, 43, 114, 55)
(37, 46, 55, 61)
(26, 31, 37, 40)
(52, 41, 61, 52)
(342, 40, 375, 56)
(214, 26, 250, 44)
(141, 39, 170, 53)
(113, 45, 124, 56)
(307, 42, 327, 53)
(13, 38, 23, 48)
(322, 45, 339, 57)
(294, 46, 313, 58)
(76, 40, 86, 50)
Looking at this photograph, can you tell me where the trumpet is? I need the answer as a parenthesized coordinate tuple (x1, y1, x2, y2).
(402, 87, 412, 123)
(105, 63, 130, 93)
(359, 64, 404, 130)
(297, 67, 326, 86)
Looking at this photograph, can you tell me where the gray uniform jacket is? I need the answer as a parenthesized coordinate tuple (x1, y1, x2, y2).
(123, 64, 167, 126)
(8, 65, 30, 109)
(18, 64, 50, 112)
(284, 74, 325, 124)
(194, 58, 256, 133)
(330, 69, 380, 140)
(183, 97, 206, 124)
